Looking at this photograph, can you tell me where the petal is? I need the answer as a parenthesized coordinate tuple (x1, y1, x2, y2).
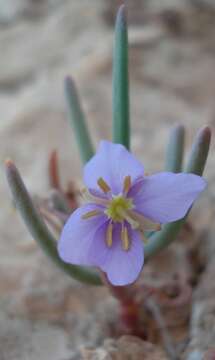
(127, 177, 144, 198)
(58, 204, 106, 266)
(88, 223, 144, 286)
(133, 172, 206, 223)
(84, 140, 144, 195)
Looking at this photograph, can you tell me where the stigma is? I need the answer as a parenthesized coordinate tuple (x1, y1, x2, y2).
(105, 195, 134, 222)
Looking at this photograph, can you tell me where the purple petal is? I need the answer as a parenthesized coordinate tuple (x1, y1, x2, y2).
(84, 140, 144, 195)
(58, 204, 106, 266)
(127, 177, 144, 198)
(88, 223, 144, 286)
(133, 172, 206, 223)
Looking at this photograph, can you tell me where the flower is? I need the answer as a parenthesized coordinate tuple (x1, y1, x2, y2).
(58, 141, 206, 286)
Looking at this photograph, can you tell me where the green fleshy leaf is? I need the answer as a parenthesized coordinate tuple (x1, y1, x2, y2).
(165, 124, 185, 172)
(65, 76, 94, 164)
(144, 126, 211, 261)
(5, 160, 102, 286)
(112, 4, 130, 149)
(185, 126, 211, 175)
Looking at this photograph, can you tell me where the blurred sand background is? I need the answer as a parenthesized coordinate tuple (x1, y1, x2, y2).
(0, 1, 215, 359)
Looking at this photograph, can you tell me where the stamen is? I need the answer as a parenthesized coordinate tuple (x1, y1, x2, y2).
(97, 177, 111, 193)
(117, 207, 139, 229)
(106, 222, 113, 247)
(123, 175, 131, 194)
(80, 187, 91, 202)
(82, 209, 102, 220)
(81, 188, 109, 206)
(121, 224, 130, 251)
(127, 210, 161, 232)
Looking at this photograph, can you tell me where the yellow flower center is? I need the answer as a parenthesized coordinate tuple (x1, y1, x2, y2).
(105, 195, 133, 222)
(81, 176, 161, 251)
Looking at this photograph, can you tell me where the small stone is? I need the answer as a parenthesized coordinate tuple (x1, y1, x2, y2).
(81, 335, 167, 360)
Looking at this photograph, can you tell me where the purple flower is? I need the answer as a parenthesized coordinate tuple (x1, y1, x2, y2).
(58, 141, 206, 286)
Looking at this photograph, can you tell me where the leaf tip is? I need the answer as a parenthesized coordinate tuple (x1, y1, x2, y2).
(116, 3, 127, 29)
(64, 75, 78, 100)
(174, 123, 185, 132)
(5, 158, 14, 167)
(198, 125, 211, 144)
(64, 75, 73, 90)
(4, 159, 16, 175)
(170, 123, 185, 139)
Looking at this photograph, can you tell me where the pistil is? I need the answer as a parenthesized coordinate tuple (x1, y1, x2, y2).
(116, 206, 139, 229)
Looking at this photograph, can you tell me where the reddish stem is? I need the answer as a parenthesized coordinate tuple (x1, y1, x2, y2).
(100, 272, 146, 338)
(49, 150, 61, 190)
(65, 181, 79, 210)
